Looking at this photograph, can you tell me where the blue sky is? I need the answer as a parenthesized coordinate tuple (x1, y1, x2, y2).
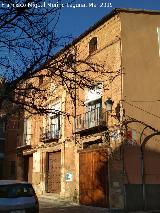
(1, 0, 160, 77)
(57, 0, 160, 38)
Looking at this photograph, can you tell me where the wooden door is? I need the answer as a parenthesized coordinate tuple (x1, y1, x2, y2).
(79, 150, 109, 207)
(47, 151, 61, 193)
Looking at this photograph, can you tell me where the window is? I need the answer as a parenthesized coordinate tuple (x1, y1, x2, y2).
(42, 102, 61, 140)
(50, 114, 61, 138)
(23, 117, 32, 145)
(86, 98, 102, 128)
(0, 183, 34, 198)
(48, 103, 61, 138)
(38, 75, 43, 86)
(85, 82, 103, 104)
(89, 37, 97, 55)
(85, 83, 103, 128)
(157, 27, 160, 56)
(66, 53, 76, 66)
(87, 98, 102, 111)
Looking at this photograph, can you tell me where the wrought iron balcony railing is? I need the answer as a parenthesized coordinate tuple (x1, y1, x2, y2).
(40, 124, 61, 142)
(76, 107, 107, 132)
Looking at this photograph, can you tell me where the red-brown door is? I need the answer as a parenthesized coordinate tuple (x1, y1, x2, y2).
(79, 149, 109, 207)
(47, 151, 61, 193)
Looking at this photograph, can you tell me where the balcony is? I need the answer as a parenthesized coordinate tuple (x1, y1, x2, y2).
(40, 124, 61, 142)
(76, 107, 108, 132)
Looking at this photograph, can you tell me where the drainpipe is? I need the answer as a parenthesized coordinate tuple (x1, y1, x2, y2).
(140, 145, 145, 210)
(119, 100, 126, 211)
(140, 126, 148, 210)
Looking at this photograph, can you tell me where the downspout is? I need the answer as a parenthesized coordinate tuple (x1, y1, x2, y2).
(140, 126, 148, 210)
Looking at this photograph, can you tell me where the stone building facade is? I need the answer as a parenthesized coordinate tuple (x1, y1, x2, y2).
(3, 8, 160, 212)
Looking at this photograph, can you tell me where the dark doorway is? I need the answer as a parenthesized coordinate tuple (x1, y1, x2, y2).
(24, 155, 33, 183)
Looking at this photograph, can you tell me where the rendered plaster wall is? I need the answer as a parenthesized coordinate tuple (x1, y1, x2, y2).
(120, 11, 160, 185)
(121, 12, 160, 130)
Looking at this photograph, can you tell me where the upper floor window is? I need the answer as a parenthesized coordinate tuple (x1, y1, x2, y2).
(23, 117, 32, 145)
(89, 37, 97, 55)
(48, 103, 61, 139)
(85, 82, 103, 104)
(66, 53, 76, 66)
(50, 114, 61, 138)
(39, 75, 43, 86)
(41, 102, 61, 141)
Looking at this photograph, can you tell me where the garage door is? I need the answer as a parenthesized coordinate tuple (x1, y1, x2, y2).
(79, 149, 109, 207)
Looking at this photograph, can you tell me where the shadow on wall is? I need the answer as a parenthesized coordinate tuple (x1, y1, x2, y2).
(121, 131, 160, 212)
(79, 126, 160, 212)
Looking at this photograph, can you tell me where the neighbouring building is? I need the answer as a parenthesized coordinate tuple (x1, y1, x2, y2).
(3, 8, 160, 212)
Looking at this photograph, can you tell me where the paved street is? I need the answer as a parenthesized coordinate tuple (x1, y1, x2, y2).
(39, 197, 108, 213)
(39, 196, 160, 213)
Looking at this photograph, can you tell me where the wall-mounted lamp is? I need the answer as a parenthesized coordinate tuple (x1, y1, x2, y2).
(105, 98, 114, 113)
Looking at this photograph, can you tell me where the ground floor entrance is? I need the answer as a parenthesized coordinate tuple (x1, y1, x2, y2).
(24, 154, 33, 183)
(79, 149, 109, 208)
(46, 151, 61, 193)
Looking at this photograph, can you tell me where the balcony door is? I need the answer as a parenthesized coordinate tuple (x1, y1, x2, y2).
(86, 99, 102, 128)
(50, 114, 60, 139)
(23, 117, 32, 145)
